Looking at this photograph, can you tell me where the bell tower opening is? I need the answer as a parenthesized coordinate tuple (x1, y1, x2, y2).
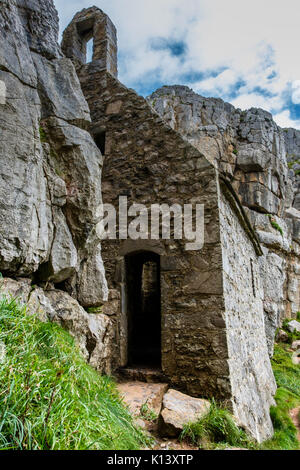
(86, 37, 94, 63)
(125, 251, 161, 368)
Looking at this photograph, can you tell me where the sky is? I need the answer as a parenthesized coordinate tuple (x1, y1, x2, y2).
(54, 0, 300, 129)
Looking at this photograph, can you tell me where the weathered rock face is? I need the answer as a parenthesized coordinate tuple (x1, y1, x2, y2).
(284, 128, 300, 211)
(148, 86, 293, 217)
(1, 277, 113, 374)
(148, 85, 300, 354)
(0, 0, 108, 306)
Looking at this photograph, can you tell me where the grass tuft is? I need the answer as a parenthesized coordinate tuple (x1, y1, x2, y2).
(181, 400, 254, 450)
(268, 215, 284, 236)
(39, 126, 48, 143)
(261, 344, 300, 450)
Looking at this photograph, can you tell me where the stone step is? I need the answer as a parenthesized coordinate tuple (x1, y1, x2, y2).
(117, 366, 168, 383)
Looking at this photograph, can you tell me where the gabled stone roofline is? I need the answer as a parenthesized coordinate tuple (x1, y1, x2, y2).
(85, 68, 216, 167)
(219, 175, 263, 256)
(79, 67, 262, 256)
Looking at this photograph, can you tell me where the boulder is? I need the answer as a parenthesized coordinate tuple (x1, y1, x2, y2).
(291, 340, 300, 351)
(158, 389, 210, 437)
(26, 287, 52, 323)
(276, 329, 289, 343)
(287, 320, 300, 333)
(0, 278, 31, 305)
(0, 278, 113, 374)
(42, 289, 114, 374)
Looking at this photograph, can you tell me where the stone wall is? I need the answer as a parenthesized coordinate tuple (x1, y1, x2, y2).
(219, 184, 276, 441)
(76, 67, 231, 399)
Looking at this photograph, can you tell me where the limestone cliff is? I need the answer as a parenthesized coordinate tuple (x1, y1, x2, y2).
(0, 0, 108, 306)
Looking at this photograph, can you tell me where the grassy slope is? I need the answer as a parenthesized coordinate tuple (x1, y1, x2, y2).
(262, 344, 300, 450)
(0, 295, 150, 450)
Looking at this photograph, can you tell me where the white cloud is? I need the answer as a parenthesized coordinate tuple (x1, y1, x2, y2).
(291, 80, 300, 104)
(54, 0, 300, 129)
(273, 110, 300, 128)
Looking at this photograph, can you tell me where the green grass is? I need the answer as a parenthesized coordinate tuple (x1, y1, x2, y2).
(268, 215, 284, 236)
(39, 126, 48, 143)
(140, 403, 158, 422)
(0, 295, 150, 450)
(181, 400, 254, 450)
(181, 344, 300, 450)
(261, 344, 300, 450)
(86, 306, 103, 315)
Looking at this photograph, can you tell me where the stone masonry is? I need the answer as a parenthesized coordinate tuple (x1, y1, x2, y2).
(0, 1, 298, 444)
(62, 7, 279, 442)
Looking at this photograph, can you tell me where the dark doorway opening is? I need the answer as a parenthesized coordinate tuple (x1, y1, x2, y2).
(94, 131, 106, 155)
(125, 251, 161, 368)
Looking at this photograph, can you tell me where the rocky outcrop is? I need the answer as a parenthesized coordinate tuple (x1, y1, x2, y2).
(0, 0, 108, 306)
(1, 277, 113, 374)
(148, 86, 293, 217)
(148, 86, 300, 355)
(0, 2, 297, 445)
(284, 128, 300, 211)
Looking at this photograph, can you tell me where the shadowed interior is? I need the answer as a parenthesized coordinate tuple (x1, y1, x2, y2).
(125, 251, 161, 368)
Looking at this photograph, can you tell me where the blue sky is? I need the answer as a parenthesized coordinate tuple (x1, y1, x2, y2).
(54, 0, 300, 129)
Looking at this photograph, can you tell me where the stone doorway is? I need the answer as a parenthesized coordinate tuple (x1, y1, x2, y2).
(125, 251, 161, 368)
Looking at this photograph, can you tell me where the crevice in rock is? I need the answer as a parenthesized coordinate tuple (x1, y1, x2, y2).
(0, 64, 36, 90)
(86, 334, 97, 361)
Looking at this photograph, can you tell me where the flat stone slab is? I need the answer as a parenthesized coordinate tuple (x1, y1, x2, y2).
(159, 389, 210, 437)
(117, 382, 168, 417)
